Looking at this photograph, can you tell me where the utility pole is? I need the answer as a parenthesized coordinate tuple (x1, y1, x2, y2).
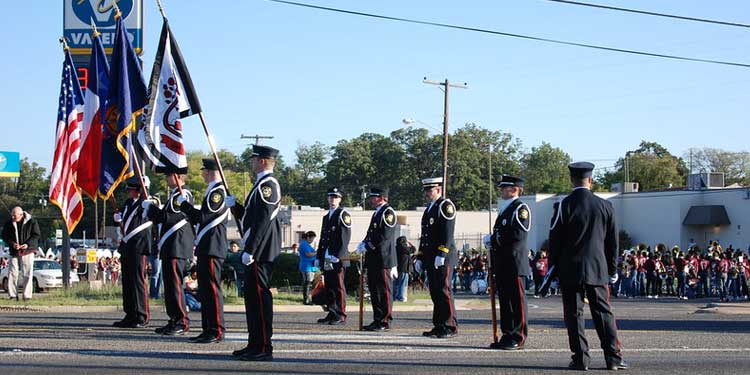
(240, 134, 274, 145)
(422, 77, 467, 198)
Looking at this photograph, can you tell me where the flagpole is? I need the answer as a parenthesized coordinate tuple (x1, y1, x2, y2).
(128, 142, 150, 198)
(156, 0, 168, 19)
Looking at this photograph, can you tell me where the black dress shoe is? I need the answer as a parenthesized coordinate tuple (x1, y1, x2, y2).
(328, 319, 346, 326)
(317, 316, 334, 324)
(238, 351, 273, 362)
(112, 319, 131, 328)
(499, 341, 523, 350)
(155, 323, 173, 334)
(606, 359, 630, 371)
(364, 323, 389, 332)
(189, 332, 209, 342)
(232, 346, 255, 357)
(568, 360, 589, 371)
(163, 326, 188, 336)
(422, 328, 438, 337)
(193, 334, 222, 344)
(123, 321, 149, 328)
(435, 329, 457, 339)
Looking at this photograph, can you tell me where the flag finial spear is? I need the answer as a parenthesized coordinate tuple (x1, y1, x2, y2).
(113, 1, 122, 19)
(90, 17, 101, 38)
(59, 37, 70, 51)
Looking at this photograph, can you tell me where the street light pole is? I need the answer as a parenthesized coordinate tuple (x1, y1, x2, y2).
(422, 78, 467, 198)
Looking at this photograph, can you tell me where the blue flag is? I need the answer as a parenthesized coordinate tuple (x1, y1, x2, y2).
(99, 11, 148, 199)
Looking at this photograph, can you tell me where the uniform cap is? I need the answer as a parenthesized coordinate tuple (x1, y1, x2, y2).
(369, 186, 389, 198)
(327, 187, 343, 197)
(125, 176, 149, 190)
(421, 177, 443, 190)
(251, 144, 280, 160)
(568, 162, 595, 178)
(498, 175, 524, 188)
(200, 158, 219, 171)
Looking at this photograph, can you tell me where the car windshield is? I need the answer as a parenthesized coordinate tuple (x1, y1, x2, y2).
(34, 260, 62, 271)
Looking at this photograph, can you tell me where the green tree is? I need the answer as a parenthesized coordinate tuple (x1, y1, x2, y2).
(598, 141, 687, 191)
(520, 142, 572, 194)
(686, 148, 750, 186)
(447, 123, 522, 210)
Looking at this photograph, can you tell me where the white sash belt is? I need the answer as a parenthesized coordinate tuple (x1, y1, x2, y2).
(158, 219, 188, 250)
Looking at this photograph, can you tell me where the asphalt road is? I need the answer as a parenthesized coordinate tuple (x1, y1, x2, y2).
(1, 295, 750, 374)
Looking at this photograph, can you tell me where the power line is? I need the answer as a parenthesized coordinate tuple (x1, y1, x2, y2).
(543, 0, 750, 29)
(267, 0, 750, 68)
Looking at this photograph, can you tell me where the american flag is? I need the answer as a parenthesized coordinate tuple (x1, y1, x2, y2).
(49, 48, 85, 234)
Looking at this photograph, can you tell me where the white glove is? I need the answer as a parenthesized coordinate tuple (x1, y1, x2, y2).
(175, 192, 187, 205)
(415, 260, 423, 274)
(434, 256, 445, 268)
(483, 234, 492, 250)
(226, 195, 237, 208)
(241, 252, 254, 266)
(113, 213, 123, 223)
(326, 254, 340, 263)
(389, 266, 398, 279)
(609, 273, 618, 284)
(355, 242, 366, 254)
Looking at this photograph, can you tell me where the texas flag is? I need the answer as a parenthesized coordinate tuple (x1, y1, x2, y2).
(77, 30, 109, 200)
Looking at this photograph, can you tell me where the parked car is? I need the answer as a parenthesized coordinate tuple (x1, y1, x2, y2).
(1, 259, 80, 292)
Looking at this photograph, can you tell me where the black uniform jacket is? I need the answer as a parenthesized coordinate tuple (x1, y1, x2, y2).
(149, 187, 195, 259)
(236, 173, 282, 264)
(548, 187, 618, 287)
(491, 198, 531, 277)
(181, 181, 229, 259)
(417, 198, 457, 267)
(316, 207, 352, 266)
(120, 196, 152, 256)
(363, 204, 397, 269)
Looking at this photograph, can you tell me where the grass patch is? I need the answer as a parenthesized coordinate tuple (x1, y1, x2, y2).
(0, 284, 435, 307)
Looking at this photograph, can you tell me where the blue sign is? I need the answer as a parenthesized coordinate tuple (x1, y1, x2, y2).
(64, 0, 143, 55)
(0, 151, 20, 178)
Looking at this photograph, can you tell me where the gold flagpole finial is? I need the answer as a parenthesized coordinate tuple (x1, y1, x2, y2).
(59, 37, 70, 51)
(113, 1, 122, 20)
(90, 17, 101, 38)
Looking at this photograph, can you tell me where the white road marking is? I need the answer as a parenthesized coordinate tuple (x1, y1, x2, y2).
(3, 347, 750, 357)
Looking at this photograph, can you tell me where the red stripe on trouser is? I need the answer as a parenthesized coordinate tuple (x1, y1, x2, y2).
(142, 257, 150, 321)
(174, 259, 188, 328)
(444, 268, 455, 330)
(517, 277, 526, 345)
(383, 269, 392, 323)
(255, 263, 268, 352)
(606, 285, 622, 351)
(339, 269, 346, 316)
(208, 260, 222, 337)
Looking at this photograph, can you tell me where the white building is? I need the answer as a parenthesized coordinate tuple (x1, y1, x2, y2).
(519, 187, 750, 252)
(223, 187, 750, 253)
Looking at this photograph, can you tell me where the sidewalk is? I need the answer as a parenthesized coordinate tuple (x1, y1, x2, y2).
(0, 298, 489, 313)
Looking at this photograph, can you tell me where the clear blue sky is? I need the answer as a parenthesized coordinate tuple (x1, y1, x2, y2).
(1, 0, 748, 174)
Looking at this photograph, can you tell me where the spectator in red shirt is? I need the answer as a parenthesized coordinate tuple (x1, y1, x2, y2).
(532, 250, 548, 298)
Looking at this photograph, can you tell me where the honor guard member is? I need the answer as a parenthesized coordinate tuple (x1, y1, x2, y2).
(488, 175, 530, 350)
(228, 144, 282, 362)
(415, 177, 458, 338)
(355, 187, 398, 332)
(112, 176, 153, 328)
(548, 162, 629, 371)
(145, 173, 195, 336)
(316, 187, 352, 325)
(179, 158, 229, 344)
